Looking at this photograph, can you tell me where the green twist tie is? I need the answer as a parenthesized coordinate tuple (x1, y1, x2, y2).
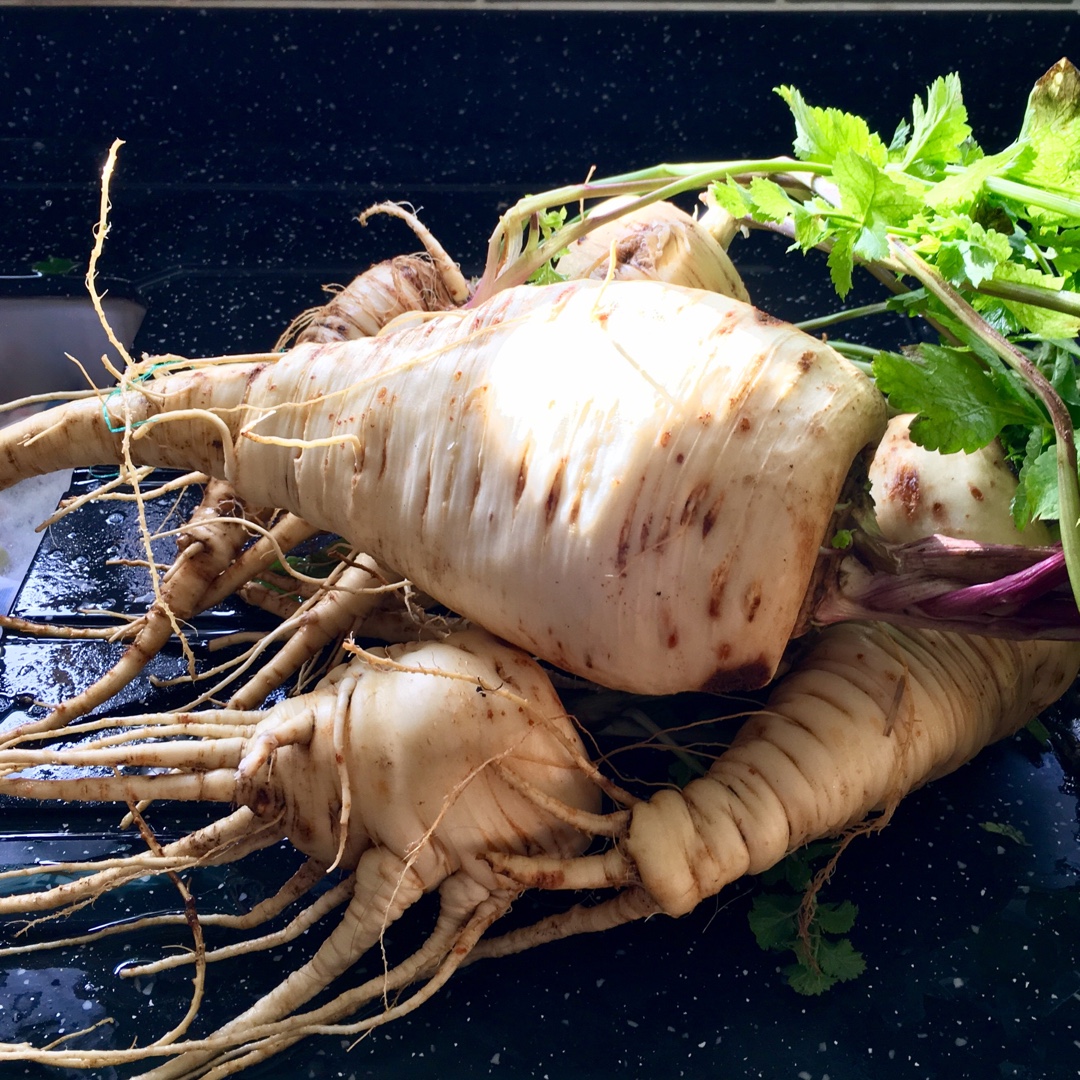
(102, 359, 185, 433)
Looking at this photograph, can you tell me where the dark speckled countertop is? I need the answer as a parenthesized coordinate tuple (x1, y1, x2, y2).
(1, 6, 1079, 1079)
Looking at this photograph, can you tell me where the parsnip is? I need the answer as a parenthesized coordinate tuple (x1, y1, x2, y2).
(0, 629, 600, 1077)
(1, 432, 1076, 1076)
(0, 279, 886, 695)
(554, 196, 750, 300)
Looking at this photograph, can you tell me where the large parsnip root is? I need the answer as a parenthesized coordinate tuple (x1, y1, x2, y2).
(0, 629, 600, 1077)
(0, 279, 886, 694)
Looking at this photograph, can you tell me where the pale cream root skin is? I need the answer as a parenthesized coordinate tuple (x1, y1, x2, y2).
(0, 280, 886, 694)
(626, 625, 1080, 917)
(0, 630, 602, 1076)
(868, 413, 1051, 546)
(554, 197, 751, 302)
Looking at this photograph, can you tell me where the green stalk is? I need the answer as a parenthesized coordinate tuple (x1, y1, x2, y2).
(985, 174, 1080, 222)
(974, 278, 1080, 320)
(794, 302, 893, 333)
(889, 238, 1080, 615)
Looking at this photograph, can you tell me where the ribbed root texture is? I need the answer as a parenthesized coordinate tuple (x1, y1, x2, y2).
(488, 623, 1080, 920)
(275, 203, 467, 351)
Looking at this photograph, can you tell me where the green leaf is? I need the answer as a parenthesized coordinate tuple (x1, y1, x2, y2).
(31, 255, 77, 276)
(747, 892, 799, 951)
(830, 529, 854, 550)
(980, 820, 1030, 846)
(900, 73, 972, 171)
(932, 219, 1014, 288)
(775, 85, 887, 166)
(1014, 440, 1063, 523)
(873, 343, 1043, 453)
(1012, 58, 1080, 195)
(827, 230, 855, 298)
(816, 936, 867, 983)
(785, 960, 837, 996)
(989, 261, 1080, 338)
(784, 937, 866, 995)
(814, 899, 859, 936)
(708, 177, 752, 218)
(747, 177, 800, 223)
(791, 201, 830, 251)
(926, 147, 1021, 214)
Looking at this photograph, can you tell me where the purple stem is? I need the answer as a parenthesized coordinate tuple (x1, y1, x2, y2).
(816, 537, 1080, 639)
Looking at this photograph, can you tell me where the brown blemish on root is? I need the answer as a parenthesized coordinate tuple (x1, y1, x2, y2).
(743, 581, 762, 623)
(640, 514, 653, 550)
(680, 481, 710, 527)
(887, 464, 921, 519)
(970, 485, 984, 501)
(702, 494, 724, 539)
(699, 655, 773, 693)
(797, 350, 815, 373)
(545, 458, 566, 525)
(708, 562, 728, 618)
(616, 513, 633, 571)
(515, 451, 529, 503)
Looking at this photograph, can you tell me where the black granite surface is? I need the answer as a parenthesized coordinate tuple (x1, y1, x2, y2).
(1, 7, 1077, 356)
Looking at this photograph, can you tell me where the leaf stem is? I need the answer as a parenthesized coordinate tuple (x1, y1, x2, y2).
(984, 174, 1080, 222)
(974, 278, 1080, 319)
(889, 238, 1080, 615)
(794, 302, 894, 333)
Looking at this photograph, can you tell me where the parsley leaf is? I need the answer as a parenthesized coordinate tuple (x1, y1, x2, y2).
(776, 85, 887, 166)
(898, 73, 972, 172)
(873, 343, 1044, 454)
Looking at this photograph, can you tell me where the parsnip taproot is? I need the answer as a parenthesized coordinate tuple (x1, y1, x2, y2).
(0, 629, 600, 1077)
(0, 278, 886, 695)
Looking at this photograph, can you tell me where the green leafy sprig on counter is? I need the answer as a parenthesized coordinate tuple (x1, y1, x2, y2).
(747, 841, 866, 996)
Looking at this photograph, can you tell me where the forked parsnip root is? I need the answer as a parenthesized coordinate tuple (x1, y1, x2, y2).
(0, 629, 600, 1077)
(0, 279, 886, 695)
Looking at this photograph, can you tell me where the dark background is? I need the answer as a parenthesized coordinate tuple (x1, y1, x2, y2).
(1, 6, 1080, 1080)
(1, 6, 1077, 357)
